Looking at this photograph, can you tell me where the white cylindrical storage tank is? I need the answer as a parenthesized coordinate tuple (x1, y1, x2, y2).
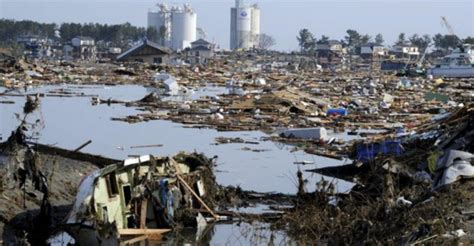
(250, 5, 260, 47)
(236, 7, 251, 33)
(171, 5, 197, 50)
(147, 11, 161, 29)
(236, 7, 252, 49)
(147, 7, 171, 45)
(148, 11, 164, 30)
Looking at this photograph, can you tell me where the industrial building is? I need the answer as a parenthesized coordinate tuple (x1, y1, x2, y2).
(230, 0, 260, 50)
(147, 3, 197, 51)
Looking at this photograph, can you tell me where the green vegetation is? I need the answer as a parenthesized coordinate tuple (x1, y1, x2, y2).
(297, 29, 316, 53)
(0, 19, 56, 40)
(0, 19, 158, 49)
(296, 27, 470, 55)
(375, 33, 384, 45)
(432, 34, 462, 51)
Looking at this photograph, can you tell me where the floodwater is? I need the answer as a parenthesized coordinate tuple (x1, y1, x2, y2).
(47, 221, 291, 245)
(1, 84, 356, 244)
(1, 84, 354, 193)
(161, 221, 292, 245)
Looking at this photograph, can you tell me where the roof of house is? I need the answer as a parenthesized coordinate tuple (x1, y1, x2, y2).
(316, 40, 343, 51)
(361, 42, 385, 48)
(117, 39, 171, 60)
(316, 44, 330, 51)
(17, 35, 41, 39)
(327, 40, 341, 45)
(190, 45, 211, 51)
(393, 43, 418, 48)
(390, 45, 419, 53)
(316, 49, 342, 58)
(361, 42, 375, 47)
(191, 39, 211, 45)
(73, 36, 95, 41)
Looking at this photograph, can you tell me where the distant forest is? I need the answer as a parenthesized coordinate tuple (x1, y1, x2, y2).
(0, 19, 160, 49)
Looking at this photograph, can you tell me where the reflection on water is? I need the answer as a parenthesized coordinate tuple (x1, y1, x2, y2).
(160, 221, 293, 245)
(1, 84, 353, 194)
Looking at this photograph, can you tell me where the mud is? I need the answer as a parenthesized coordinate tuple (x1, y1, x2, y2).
(0, 152, 99, 243)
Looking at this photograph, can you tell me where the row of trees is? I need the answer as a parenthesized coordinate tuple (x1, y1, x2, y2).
(0, 19, 160, 49)
(59, 22, 147, 46)
(0, 19, 56, 40)
(0, 18, 278, 51)
(297, 28, 474, 54)
(394, 32, 463, 52)
(297, 29, 380, 53)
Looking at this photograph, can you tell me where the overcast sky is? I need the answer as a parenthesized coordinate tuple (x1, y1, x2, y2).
(1, 0, 473, 51)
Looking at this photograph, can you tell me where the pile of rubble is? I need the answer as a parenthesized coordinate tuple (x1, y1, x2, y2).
(1, 49, 474, 243)
(276, 105, 474, 244)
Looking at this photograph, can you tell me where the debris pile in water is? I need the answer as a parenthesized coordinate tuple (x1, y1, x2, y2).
(275, 105, 474, 244)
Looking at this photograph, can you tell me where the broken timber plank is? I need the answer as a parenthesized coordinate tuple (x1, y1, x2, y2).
(118, 228, 171, 235)
(74, 140, 92, 152)
(461, 210, 474, 215)
(176, 174, 219, 220)
(120, 235, 148, 246)
(170, 159, 219, 220)
(140, 199, 148, 229)
(130, 144, 163, 149)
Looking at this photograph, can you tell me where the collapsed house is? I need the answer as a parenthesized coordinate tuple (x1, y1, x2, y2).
(1, 125, 222, 245)
(55, 152, 219, 245)
(0, 97, 224, 245)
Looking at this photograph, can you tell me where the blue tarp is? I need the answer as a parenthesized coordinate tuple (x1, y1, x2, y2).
(356, 140, 403, 163)
(159, 179, 169, 206)
(327, 108, 348, 116)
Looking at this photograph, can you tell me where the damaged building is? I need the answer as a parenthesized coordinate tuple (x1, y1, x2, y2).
(117, 39, 171, 64)
(57, 153, 219, 244)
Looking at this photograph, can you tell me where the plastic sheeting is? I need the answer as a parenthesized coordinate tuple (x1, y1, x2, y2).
(356, 140, 403, 163)
(434, 150, 474, 188)
(154, 73, 179, 95)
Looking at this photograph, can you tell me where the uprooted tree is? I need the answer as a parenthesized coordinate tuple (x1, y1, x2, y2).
(3, 95, 47, 195)
(1, 95, 52, 241)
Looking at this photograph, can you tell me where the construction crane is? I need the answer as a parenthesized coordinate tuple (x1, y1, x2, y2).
(440, 16, 456, 36)
(417, 43, 433, 68)
(440, 16, 463, 47)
